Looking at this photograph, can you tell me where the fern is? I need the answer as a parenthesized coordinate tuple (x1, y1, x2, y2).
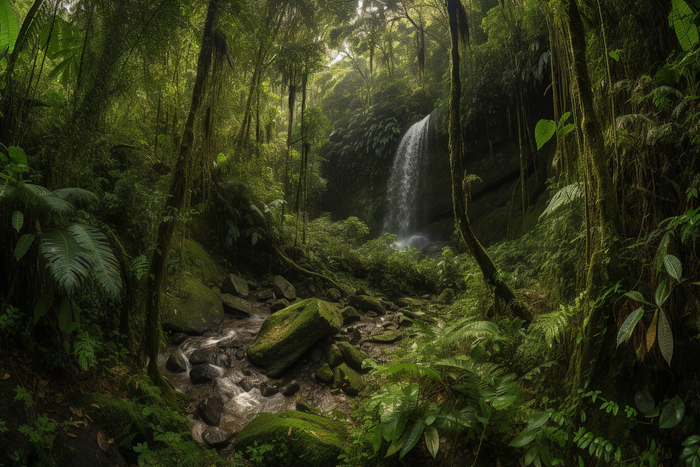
(51, 188, 99, 208)
(39, 229, 91, 297)
(67, 224, 122, 300)
(531, 304, 574, 348)
(0, 0, 18, 53)
(540, 184, 583, 219)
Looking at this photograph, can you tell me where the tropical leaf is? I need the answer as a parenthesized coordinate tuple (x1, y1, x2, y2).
(381, 407, 409, 442)
(655, 279, 671, 307)
(624, 291, 653, 307)
(658, 310, 673, 366)
(14, 233, 35, 261)
(664, 254, 682, 282)
(659, 395, 685, 429)
(51, 188, 99, 208)
(39, 229, 90, 297)
(617, 307, 644, 347)
(0, 0, 18, 53)
(67, 224, 122, 299)
(424, 425, 439, 458)
(535, 119, 556, 150)
(670, 0, 699, 51)
(36, 195, 76, 217)
(11, 210, 23, 232)
(647, 309, 658, 350)
(399, 420, 425, 458)
(0, 184, 18, 201)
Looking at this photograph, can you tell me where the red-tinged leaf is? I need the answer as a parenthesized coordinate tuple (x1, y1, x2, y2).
(647, 310, 658, 350)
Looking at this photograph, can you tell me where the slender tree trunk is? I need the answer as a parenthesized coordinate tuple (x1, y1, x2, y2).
(145, 0, 218, 390)
(446, 0, 531, 325)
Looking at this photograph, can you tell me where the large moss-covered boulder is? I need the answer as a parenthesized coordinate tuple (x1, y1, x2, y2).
(336, 342, 370, 371)
(180, 239, 226, 287)
(348, 294, 385, 314)
(333, 363, 363, 396)
(163, 276, 224, 335)
(247, 298, 342, 377)
(236, 411, 347, 467)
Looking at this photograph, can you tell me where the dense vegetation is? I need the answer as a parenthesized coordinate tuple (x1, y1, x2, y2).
(1, 0, 700, 465)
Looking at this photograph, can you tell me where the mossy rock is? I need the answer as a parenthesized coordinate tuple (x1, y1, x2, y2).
(326, 288, 342, 302)
(333, 363, 363, 396)
(348, 294, 385, 314)
(179, 239, 226, 287)
(236, 410, 347, 467)
(370, 330, 403, 343)
(321, 341, 343, 367)
(315, 363, 334, 383)
(336, 341, 369, 371)
(341, 306, 361, 325)
(247, 298, 342, 377)
(163, 276, 224, 335)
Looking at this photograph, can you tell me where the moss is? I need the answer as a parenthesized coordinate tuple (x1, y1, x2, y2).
(315, 363, 334, 383)
(322, 341, 343, 367)
(163, 275, 224, 335)
(236, 410, 348, 467)
(180, 238, 226, 287)
(247, 298, 342, 377)
(336, 341, 369, 371)
(333, 363, 363, 396)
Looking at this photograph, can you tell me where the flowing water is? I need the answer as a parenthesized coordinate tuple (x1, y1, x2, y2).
(382, 114, 431, 248)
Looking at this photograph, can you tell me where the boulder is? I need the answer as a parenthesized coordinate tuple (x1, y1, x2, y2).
(163, 276, 225, 335)
(189, 348, 217, 365)
(190, 364, 220, 384)
(315, 363, 334, 383)
(269, 298, 289, 313)
(221, 293, 256, 318)
(273, 275, 296, 301)
(170, 332, 188, 345)
(239, 380, 255, 392)
(341, 306, 361, 325)
(165, 351, 188, 373)
(220, 274, 249, 298)
(236, 411, 348, 467)
(280, 380, 301, 396)
(259, 382, 279, 397)
(333, 363, 363, 396)
(256, 288, 275, 301)
(321, 342, 343, 367)
(198, 397, 223, 426)
(180, 239, 226, 287)
(348, 295, 385, 315)
(247, 298, 342, 377)
(336, 342, 369, 371)
(370, 330, 403, 344)
(202, 426, 235, 449)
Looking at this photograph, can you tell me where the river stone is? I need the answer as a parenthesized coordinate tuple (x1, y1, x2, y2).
(370, 330, 403, 344)
(348, 295, 385, 315)
(220, 274, 249, 297)
(202, 426, 235, 449)
(321, 342, 343, 367)
(170, 332, 188, 345)
(341, 306, 361, 325)
(280, 380, 300, 396)
(189, 348, 217, 365)
(190, 364, 219, 384)
(273, 275, 296, 301)
(315, 363, 334, 383)
(235, 349, 246, 360)
(333, 363, 362, 396)
(221, 293, 256, 318)
(256, 288, 275, 301)
(336, 342, 369, 371)
(198, 397, 223, 426)
(163, 276, 225, 335)
(260, 382, 279, 397)
(165, 351, 188, 373)
(216, 353, 231, 367)
(239, 380, 255, 392)
(236, 411, 348, 467)
(247, 298, 342, 377)
(269, 298, 289, 313)
(180, 239, 227, 287)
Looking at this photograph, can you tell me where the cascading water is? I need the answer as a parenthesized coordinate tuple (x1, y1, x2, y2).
(382, 114, 431, 249)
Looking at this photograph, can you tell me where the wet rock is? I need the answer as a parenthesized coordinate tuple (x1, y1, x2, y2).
(202, 426, 235, 449)
(190, 364, 219, 384)
(170, 333, 188, 345)
(235, 349, 246, 360)
(220, 274, 250, 298)
(236, 411, 347, 467)
(165, 351, 188, 372)
(337, 342, 370, 371)
(221, 293, 256, 318)
(256, 288, 275, 301)
(273, 275, 296, 301)
(315, 363, 334, 383)
(341, 306, 361, 325)
(216, 333, 240, 349)
(296, 400, 316, 414)
(215, 353, 231, 367)
(269, 298, 289, 313)
(239, 380, 255, 392)
(365, 311, 378, 318)
(260, 382, 279, 397)
(322, 342, 343, 367)
(333, 363, 363, 396)
(163, 276, 224, 335)
(247, 298, 342, 377)
(370, 330, 403, 344)
(280, 380, 301, 396)
(198, 397, 223, 426)
(311, 348, 324, 364)
(380, 299, 398, 311)
(348, 294, 385, 315)
(351, 328, 362, 344)
(189, 348, 217, 365)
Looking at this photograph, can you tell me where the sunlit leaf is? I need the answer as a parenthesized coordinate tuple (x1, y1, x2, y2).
(670, 0, 699, 52)
(399, 420, 425, 458)
(0, 0, 19, 54)
(647, 309, 658, 350)
(509, 428, 538, 447)
(535, 119, 556, 150)
(624, 291, 653, 306)
(424, 426, 439, 458)
(659, 395, 685, 429)
(663, 254, 682, 282)
(655, 279, 671, 307)
(616, 307, 644, 347)
(658, 310, 673, 366)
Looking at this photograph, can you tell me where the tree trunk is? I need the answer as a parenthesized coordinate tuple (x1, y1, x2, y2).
(144, 0, 218, 390)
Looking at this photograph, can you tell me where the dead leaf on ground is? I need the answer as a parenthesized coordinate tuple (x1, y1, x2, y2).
(97, 430, 109, 452)
(89, 404, 100, 409)
(108, 438, 114, 444)
(67, 432, 77, 438)
(69, 406, 83, 417)
(287, 426, 292, 435)
(310, 431, 327, 437)
(2, 373, 9, 380)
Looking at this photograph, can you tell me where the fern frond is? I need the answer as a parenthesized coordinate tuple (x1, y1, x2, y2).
(441, 318, 504, 347)
(531, 305, 574, 348)
(19, 183, 50, 198)
(39, 229, 90, 297)
(67, 224, 122, 300)
(52, 188, 99, 208)
(36, 194, 75, 217)
(540, 184, 583, 218)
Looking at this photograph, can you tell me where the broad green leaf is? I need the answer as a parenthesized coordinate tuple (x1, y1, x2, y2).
(659, 395, 685, 429)
(670, 0, 699, 51)
(658, 310, 674, 366)
(381, 406, 409, 441)
(67, 224, 122, 300)
(384, 435, 405, 457)
(616, 307, 644, 347)
(529, 411, 551, 429)
(624, 291, 653, 306)
(11, 210, 23, 232)
(609, 50, 620, 62)
(40, 229, 91, 297)
(0, 0, 18, 53)
(524, 446, 538, 466)
(372, 424, 382, 453)
(509, 428, 538, 447)
(655, 279, 671, 307)
(663, 254, 682, 282)
(558, 112, 571, 128)
(33, 283, 55, 324)
(647, 309, 658, 350)
(682, 435, 700, 447)
(535, 119, 556, 150)
(7, 146, 27, 166)
(424, 426, 439, 458)
(399, 420, 425, 458)
(14, 233, 35, 261)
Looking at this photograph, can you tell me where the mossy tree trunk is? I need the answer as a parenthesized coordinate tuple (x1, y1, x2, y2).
(145, 0, 219, 390)
(446, 0, 531, 326)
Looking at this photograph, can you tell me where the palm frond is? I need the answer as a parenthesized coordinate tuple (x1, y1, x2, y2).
(19, 183, 50, 199)
(52, 188, 99, 208)
(39, 229, 90, 297)
(540, 183, 583, 218)
(36, 194, 75, 217)
(67, 223, 122, 299)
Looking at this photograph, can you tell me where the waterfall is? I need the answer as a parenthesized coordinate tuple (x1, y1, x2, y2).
(382, 114, 431, 249)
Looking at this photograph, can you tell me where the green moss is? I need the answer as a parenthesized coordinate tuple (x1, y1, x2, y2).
(333, 363, 363, 396)
(247, 298, 342, 377)
(180, 239, 226, 287)
(322, 341, 343, 367)
(315, 363, 334, 383)
(336, 341, 369, 371)
(163, 275, 224, 335)
(236, 410, 348, 467)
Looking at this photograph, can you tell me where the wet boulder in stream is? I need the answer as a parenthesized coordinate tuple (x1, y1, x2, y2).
(190, 364, 220, 384)
(162, 276, 225, 335)
(221, 293, 256, 318)
(165, 351, 188, 372)
(247, 298, 342, 378)
(220, 274, 249, 297)
(272, 275, 296, 301)
(198, 397, 223, 426)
